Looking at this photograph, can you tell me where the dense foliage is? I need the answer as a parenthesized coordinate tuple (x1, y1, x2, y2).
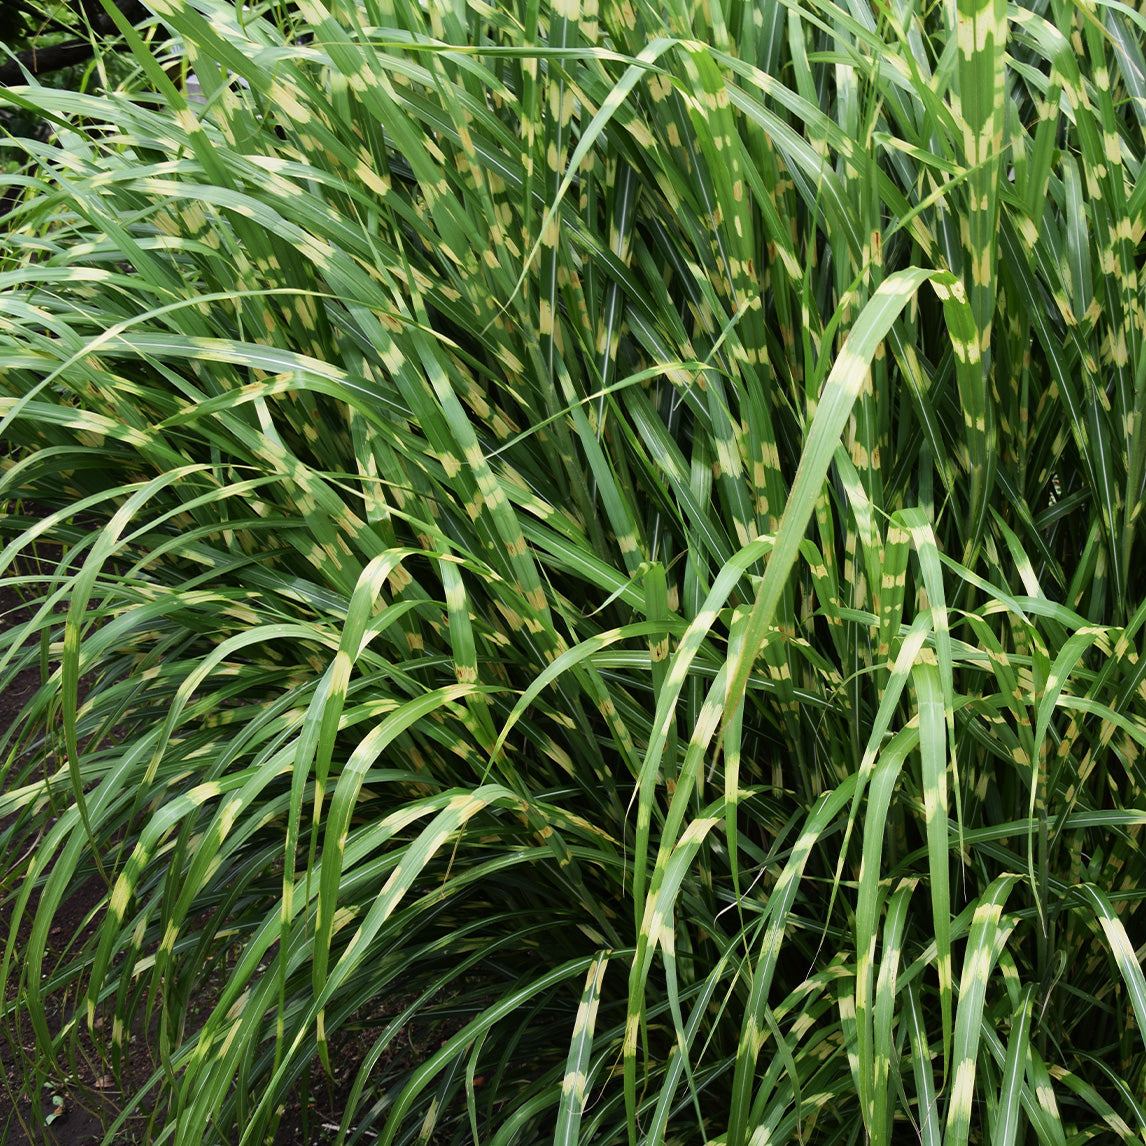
(2, 0, 1145, 1142)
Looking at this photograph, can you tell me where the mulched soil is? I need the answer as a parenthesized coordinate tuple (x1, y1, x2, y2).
(0, 535, 433, 1145)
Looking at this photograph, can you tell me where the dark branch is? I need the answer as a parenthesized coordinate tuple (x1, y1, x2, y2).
(0, 0, 151, 87)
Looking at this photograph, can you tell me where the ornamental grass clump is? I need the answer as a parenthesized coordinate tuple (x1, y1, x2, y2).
(1, 0, 1145, 1142)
